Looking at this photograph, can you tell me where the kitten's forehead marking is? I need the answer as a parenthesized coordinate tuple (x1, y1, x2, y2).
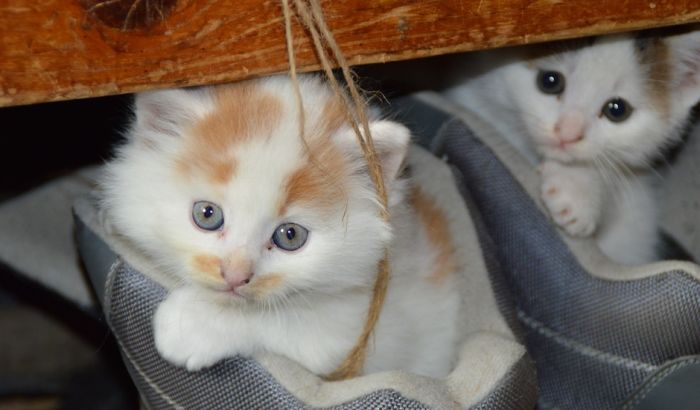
(201, 82, 283, 146)
(180, 81, 284, 184)
(635, 36, 670, 116)
(279, 97, 348, 216)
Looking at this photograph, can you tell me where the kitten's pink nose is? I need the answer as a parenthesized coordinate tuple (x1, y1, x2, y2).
(220, 251, 254, 290)
(554, 114, 585, 145)
(223, 272, 254, 290)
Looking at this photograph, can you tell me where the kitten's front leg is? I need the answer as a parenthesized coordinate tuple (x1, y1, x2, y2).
(154, 287, 249, 371)
(539, 161, 603, 237)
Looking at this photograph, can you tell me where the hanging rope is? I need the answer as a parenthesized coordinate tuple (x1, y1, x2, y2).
(280, 0, 391, 380)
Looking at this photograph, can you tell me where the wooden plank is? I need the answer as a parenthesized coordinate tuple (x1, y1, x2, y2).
(2, 0, 700, 106)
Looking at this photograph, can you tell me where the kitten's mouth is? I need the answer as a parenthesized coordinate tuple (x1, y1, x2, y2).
(206, 283, 248, 299)
(223, 287, 246, 298)
(544, 139, 575, 151)
(538, 144, 585, 165)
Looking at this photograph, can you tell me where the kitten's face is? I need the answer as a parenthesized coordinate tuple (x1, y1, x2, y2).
(502, 36, 678, 166)
(104, 76, 408, 305)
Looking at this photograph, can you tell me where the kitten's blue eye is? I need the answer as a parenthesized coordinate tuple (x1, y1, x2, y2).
(192, 201, 224, 231)
(537, 70, 565, 95)
(601, 98, 633, 122)
(272, 223, 309, 251)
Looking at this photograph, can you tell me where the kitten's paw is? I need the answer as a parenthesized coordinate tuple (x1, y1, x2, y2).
(153, 293, 225, 371)
(540, 161, 600, 237)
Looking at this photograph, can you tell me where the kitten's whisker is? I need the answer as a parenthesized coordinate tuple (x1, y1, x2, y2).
(601, 151, 643, 206)
(609, 151, 653, 204)
(593, 156, 614, 191)
(281, 292, 304, 327)
(299, 297, 320, 336)
(596, 153, 626, 205)
(290, 295, 304, 326)
(602, 152, 630, 195)
(270, 296, 284, 328)
(292, 289, 315, 311)
(594, 156, 621, 205)
(609, 146, 664, 181)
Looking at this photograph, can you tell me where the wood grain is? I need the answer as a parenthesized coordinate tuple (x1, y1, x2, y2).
(2, 0, 700, 106)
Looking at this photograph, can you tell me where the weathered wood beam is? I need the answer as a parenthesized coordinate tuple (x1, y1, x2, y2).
(2, 0, 700, 106)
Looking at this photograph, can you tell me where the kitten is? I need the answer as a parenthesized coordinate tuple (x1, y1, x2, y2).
(445, 30, 700, 265)
(100, 75, 464, 378)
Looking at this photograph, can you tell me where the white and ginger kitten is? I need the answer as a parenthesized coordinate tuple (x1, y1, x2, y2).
(100, 75, 464, 378)
(446, 30, 700, 265)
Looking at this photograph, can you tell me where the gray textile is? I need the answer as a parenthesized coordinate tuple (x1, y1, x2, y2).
(622, 357, 700, 410)
(433, 116, 700, 409)
(660, 124, 700, 262)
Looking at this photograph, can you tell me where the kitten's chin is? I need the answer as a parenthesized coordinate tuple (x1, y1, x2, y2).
(191, 282, 254, 305)
(536, 144, 582, 164)
(202, 284, 287, 307)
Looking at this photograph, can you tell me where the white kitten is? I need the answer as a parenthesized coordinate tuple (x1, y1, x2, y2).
(100, 75, 464, 378)
(445, 31, 700, 265)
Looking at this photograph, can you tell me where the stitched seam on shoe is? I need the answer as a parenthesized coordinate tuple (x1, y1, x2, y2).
(517, 310, 657, 373)
(621, 357, 700, 410)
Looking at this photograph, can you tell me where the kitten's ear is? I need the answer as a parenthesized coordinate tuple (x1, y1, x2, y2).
(668, 29, 700, 113)
(133, 88, 211, 137)
(335, 120, 411, 183)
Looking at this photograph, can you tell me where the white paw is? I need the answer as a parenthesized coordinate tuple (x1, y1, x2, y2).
(153, 293, 225, 371)
(540, 161, 599, 237)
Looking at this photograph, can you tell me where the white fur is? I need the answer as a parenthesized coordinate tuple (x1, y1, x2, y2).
(445, 31, 700, 265)
(101, 75, 463, 377)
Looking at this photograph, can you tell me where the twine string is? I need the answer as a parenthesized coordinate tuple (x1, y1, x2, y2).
(281, 0, 305, 140)
(280, 0, 392, 380)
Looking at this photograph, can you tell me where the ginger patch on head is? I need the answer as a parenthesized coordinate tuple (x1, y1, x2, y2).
(281, 154, 345, 216)
(178, 82, 283, 184)
(176, 156, 237, 186)
(199, 83, 283, 148)
(410, 187, 456, 285)
(314, 94, 347, 142)
(636, 37, 670, 117)
(279, 96, 349, 216)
